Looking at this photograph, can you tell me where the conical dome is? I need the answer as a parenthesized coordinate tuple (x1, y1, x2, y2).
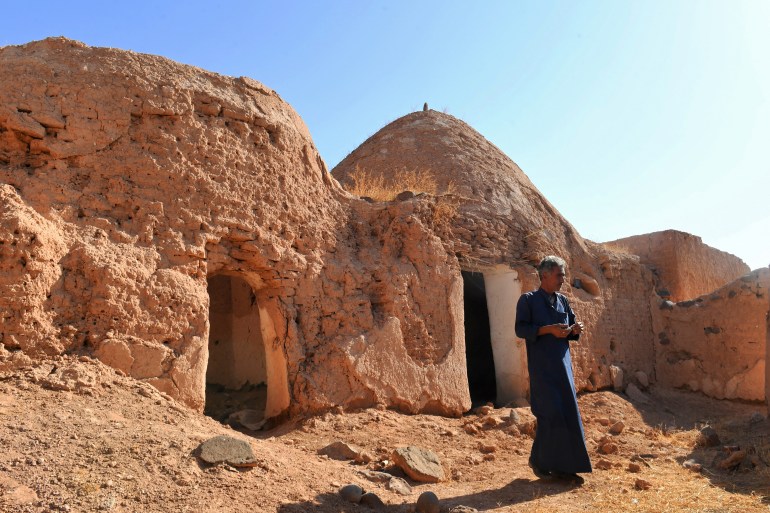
(333, 110, 587, 266)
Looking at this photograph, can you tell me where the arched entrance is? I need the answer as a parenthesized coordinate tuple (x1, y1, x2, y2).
(205, 273, 279, 429)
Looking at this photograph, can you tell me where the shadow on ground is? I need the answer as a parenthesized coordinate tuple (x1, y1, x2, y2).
(276, 477, 577, 512)
(621, 387, 770, 502)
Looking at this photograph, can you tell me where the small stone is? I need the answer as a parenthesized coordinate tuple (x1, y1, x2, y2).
(392, 446, 445, 483)
(634, 371, 649, 389)
(476, 404, 493, 416)
(416, 491, 440, 513)
(478, 443, 496, 454)
(339, 484, 364, 503)
(609, 365, 624, 391)
(481, 416, 499, 428)
(358, 469, 392, 483)
(464, 424, 479, 435)
(599, 441, 618, 455)
(318, 441, 363, 461)
(386, 476, 412, 495)
(627, 462, 641, 473)
(360, 492, 384, 509)
(227, 409, 266, 431)
(718, 450, 746, 470)
(634, 479, 652, 491)
(749, 412, 765, 424)
(695, 426, 720, 448)
(355, 450, 375, 464)
(609, 421, 625, 435)
(595, 459, 613, 470)
(449, 507, 479, 513)
(682, 459, 702, 472)
(596, 418, 611, 426)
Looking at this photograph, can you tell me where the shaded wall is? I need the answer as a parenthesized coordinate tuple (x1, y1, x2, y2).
(652, 268, 769, 401)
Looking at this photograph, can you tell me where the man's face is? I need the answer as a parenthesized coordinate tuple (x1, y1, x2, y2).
(541, 267, 565, 293)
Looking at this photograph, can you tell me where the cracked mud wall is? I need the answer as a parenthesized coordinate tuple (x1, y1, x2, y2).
(332, 110, 661, 397)
(0, 38, 470, 417)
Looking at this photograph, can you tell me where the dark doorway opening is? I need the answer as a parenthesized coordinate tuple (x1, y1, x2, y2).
(462, 270, 497, 407)
(205, 274, 267, 431)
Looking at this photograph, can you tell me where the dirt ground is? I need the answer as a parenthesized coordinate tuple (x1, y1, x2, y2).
(1, 355, 768, 513)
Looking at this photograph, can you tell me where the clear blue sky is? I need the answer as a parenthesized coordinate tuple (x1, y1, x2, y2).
(3, 1, 768, 269)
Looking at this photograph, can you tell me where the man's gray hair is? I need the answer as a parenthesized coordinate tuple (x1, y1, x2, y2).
(537, 255, 566, 278)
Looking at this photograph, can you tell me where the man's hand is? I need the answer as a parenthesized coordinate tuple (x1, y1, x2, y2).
(570, 321, 585, 335)
(547, 323, 572, 338)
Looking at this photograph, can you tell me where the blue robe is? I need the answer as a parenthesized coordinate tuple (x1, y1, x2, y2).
(515, 288, 592, 474)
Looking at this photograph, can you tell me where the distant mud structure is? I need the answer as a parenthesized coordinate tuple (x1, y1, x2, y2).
(1, 38, 768, 423)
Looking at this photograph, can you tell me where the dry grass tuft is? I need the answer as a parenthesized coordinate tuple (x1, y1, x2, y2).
(345, 164, 455, 201)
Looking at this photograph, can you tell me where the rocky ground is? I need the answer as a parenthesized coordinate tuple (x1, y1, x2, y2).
(1, 355, 768, 513)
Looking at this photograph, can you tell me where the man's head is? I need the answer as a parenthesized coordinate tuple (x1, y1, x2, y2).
(537, 255, 566, 294)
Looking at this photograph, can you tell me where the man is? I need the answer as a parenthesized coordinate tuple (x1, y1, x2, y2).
(515, 255, 592, 484)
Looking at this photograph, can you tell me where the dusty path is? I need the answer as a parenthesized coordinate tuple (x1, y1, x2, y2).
(0, 356, 767, 512)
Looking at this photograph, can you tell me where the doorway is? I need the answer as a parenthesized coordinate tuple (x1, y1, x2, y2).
(205, 273, 268, 430)
(462, 270, 497, 407)
(462, 266, 527, 408)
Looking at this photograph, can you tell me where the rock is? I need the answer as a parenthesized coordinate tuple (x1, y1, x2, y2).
(355, 450, 375, 464)
(609, 421, 625, 435)
(609, 365, 624, 391)
(478, 443, 496, 454)
(392, 446, 445, 483)
(718, 449, 746, 470)
(634, 479, 652, 491)
(416, 491, 440, 513)
(596, 417, 611, 426)
(227, 409, 265, 431)
(339, 484, 364, 503)
(625, 382, 650, 404)
(318, 441, 363, 461)
(358, 470, 392, 483)
(386, 476, 412, 495)
(749, 412, 765, 424)
(682, 459, 702, 472)
(595, 459, 613, 470)
(598, 441, 618, 455)
(508, 408, 537, 438)
(481, 416, 500, 428)
(449, 507, 479, 513)
(627, 462, 642, 473)
(695, 426, 720, 448)
(196, 435, 257, 467)
(634, 371, 649, 389)
(475, 404, 493, 416)
(360, 492, 384, 508)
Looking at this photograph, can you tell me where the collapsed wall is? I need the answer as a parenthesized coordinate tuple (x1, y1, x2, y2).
(652, 268, 769, 401)
(605, 230, 750, 301)
(0, 38, 470, 417)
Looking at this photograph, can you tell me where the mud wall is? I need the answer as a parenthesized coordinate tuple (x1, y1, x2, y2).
(0, 38, 470, 417)
(605, 230, 750, 302)
(652, 268, 769, 401)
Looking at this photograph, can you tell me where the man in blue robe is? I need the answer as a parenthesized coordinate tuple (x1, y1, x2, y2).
(515, 255, 592, 484)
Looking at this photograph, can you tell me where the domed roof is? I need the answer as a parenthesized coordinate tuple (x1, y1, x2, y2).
(332, 110, 587, 263)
